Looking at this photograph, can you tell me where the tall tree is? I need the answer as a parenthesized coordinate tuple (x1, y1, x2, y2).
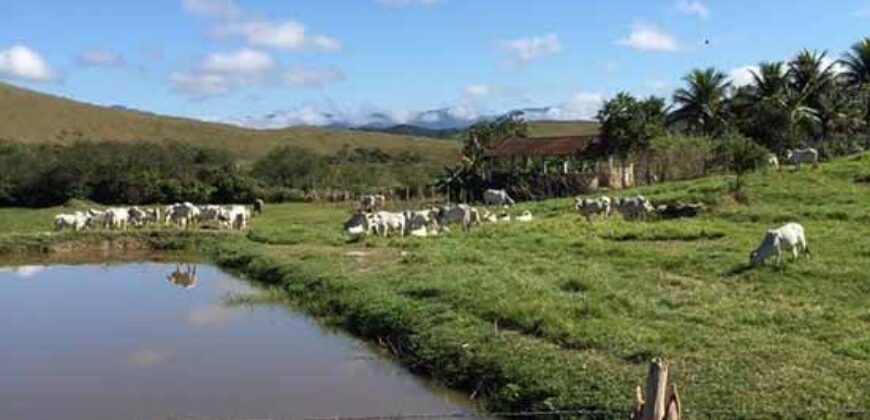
(670, 68, 732, 137)
(841, 37, 870, 131)
(597, 93, 666, 158)
(788, 49, 837, 139)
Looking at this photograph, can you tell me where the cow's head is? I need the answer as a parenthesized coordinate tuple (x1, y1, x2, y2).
(749, 231, 779, 266)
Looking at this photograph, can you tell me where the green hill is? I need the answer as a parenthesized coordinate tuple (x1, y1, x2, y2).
(0, 82, 459, 162)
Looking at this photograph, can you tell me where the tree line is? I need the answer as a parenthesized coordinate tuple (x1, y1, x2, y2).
(0, 141, 437, 207)
(596, 38, 870, 176)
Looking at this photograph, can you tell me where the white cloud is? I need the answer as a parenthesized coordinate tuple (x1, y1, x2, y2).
(169, 72, 230, 98)
(501, 33, 562, 63)
(616, 23, 679, 52)
(821, 57, 846, 74)
(647, 80, 670, 94)
(676, 0, 710, 19)
(201, 48, 275, 77)
(0, 45, 61, 82)
(76, 48, 126, 67)
(284, 66, 345, 87)
(377, 0, 444, 7)
(182, 0, 240, 19)
(728, 65, 759, 87)
(465, 84, 494, 99)
(216, 19, 341, 51)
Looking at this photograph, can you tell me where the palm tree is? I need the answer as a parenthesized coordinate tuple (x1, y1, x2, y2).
(841, 37, 870, 130)
(787, 49, 837, 139)
(841, 37, 870, 87)
(670, 68, 732, 136)
(749, 61, 788, 100)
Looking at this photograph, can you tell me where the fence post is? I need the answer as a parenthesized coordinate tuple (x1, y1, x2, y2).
(632, 358, 680, 420)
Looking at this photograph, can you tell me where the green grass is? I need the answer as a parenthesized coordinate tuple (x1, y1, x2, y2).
(3, 154, 870, 416)
(0, 82, 459, 162)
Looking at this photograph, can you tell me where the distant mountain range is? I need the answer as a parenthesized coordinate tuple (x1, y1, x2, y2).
(225, 105, 598, 139)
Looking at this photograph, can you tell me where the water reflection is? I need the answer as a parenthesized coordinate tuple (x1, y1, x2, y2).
(166, 264, 197, 289)
(0, 265, 47, 278)
(0, 263, 476, 419)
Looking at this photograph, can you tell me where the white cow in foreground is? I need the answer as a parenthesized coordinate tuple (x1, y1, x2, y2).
(785, 148, 819, 169)
(574, 196, 612, 222)
(483, 189, 515, 207)
(372, 211, 406, 237)
(614, 196, 655, 220)
(750, 222, 809, 266)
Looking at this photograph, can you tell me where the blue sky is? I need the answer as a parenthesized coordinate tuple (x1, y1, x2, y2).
(1, 0, 868, 127)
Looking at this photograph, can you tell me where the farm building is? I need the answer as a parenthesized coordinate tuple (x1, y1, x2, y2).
(483, 134, 635, 190)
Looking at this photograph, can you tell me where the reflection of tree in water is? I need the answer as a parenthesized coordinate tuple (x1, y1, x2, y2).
(167, 264, 197, 289)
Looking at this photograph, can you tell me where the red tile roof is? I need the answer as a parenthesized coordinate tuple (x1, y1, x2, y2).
(483, 134, 602, 158)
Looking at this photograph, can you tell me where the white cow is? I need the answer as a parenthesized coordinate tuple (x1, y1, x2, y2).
(128, 207, 147, 227)
(614, 196, 655, 221)
(86, 209, 109, 230)
(218, 205, 250, 230)
(483, 189, 516, 207)
(481, 210, 498, 224)
(574, 196, 612, 222)
(785, 148, 819, 169)
(166, 203, 198, 228)
(54, 212, 87, 232)
(143, 208, 161, 226)
(105, 207, 130, 230)
(372, 211, 406, 237)
(750, 222, 809, 266)
(435, 204, 481, 232)
(766, 154, 780, 170)
(516, 210, 534, 222)
(404, 209, 439, 234)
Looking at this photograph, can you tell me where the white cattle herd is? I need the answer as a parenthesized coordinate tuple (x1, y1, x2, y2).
(54, 202, 252, 232)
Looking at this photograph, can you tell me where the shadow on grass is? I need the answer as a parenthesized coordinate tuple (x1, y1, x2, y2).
(725, 263, 754, 277)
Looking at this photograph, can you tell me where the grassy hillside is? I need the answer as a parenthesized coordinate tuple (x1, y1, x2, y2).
(0, 82, 459, 162)
(528, 120, 599, 137)
(4, 153, 870, 415)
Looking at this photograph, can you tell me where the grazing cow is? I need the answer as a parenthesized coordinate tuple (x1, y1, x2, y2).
(372, 211, 406, 237)
(574, 196, 612, 222)
(86, 209, 108, 230)
(143, 208, 161, 226)
(785, 148, 819, 169)
(614, 196, 655, 221)
(54, 213, 86, 231)
(253, 199, 265, 215)
(219, 205, 250, 230)
(128, 207, 147, 227)
(344, 211, 377, 236)
(656, 202, 705, 219)
(105, 207, 130, 230)
(516, 210, 534, 222)
(166, 203, 198, 229)
(483, 189, 516, 207)
(750, 222, 809, 266)
(436, 204, 481, 232)
(766, 154, 780, 170)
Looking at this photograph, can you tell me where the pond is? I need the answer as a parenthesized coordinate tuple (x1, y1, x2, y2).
(0, 262, 476, 420)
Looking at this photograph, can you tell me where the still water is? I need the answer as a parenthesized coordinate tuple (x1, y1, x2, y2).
(0, 263, 475, 420)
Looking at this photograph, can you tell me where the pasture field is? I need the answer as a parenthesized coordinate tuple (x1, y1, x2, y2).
(2, 153, 870, 416)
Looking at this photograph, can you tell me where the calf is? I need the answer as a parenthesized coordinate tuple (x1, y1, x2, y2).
(750, 222, 809, 266)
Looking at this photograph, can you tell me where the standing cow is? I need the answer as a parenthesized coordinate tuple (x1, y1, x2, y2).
(785, 148, 819, 169)
(253, 199, 264, 216)
(574, 196, 612, 222)
(750, 222, 810, 266)
(483, 189, 516, 207)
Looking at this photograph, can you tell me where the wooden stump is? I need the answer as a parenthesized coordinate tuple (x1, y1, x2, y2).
(631, 358, 680, 420)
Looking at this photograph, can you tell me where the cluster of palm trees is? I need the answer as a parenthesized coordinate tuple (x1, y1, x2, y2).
(669, 37, 870, 153)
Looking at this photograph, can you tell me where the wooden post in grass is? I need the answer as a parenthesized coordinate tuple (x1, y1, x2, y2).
(631, 358, 680, 420)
